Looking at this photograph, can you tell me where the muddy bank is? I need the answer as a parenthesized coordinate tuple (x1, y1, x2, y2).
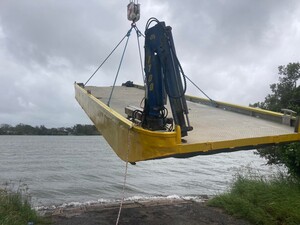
(43, 198, 250, 225)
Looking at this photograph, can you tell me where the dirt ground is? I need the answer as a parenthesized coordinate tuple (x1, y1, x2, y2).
(44, 199, 251, 225)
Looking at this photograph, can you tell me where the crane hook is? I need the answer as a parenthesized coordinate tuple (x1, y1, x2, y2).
(127, 0, 140, 23)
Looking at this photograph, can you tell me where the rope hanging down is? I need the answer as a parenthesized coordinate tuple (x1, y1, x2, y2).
(115, 129, 131, 225)
(115, 160, 129, 225)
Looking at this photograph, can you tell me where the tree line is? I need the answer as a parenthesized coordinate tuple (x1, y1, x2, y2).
(0, 124, 100, 135)
(251, 62, 300, 178)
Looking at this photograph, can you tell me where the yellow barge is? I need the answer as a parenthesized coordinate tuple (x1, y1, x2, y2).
(75, 82, 300, 163)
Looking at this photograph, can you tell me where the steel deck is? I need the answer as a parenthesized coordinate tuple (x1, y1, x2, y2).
(75, 83, 300, 162)
(85, 85, 295, 143)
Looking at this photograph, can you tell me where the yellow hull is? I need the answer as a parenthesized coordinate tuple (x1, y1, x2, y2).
(75, 83, 300, 163)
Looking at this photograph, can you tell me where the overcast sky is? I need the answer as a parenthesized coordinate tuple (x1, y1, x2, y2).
(0, 0, 299, 127)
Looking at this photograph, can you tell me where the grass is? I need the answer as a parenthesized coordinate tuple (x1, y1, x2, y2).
(208, 173, 300, 225)
(0, 183, 48, 225)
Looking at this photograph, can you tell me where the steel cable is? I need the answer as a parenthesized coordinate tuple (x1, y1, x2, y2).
(107, 27, 133, 106)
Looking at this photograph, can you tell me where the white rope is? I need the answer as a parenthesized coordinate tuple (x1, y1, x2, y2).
(115, 131, 131, 225)
(115, 161, 128, 225)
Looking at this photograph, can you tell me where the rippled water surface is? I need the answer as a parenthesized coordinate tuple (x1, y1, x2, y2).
(0, 135, 278, 207)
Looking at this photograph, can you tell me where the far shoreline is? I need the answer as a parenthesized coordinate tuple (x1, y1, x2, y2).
(0, 124, 101, 136)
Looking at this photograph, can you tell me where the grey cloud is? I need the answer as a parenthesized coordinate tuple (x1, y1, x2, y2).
(0, 1, 126, 69)
(0, 0, 299, 127)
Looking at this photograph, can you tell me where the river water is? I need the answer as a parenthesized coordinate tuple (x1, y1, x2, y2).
(0, 135, 279, 208)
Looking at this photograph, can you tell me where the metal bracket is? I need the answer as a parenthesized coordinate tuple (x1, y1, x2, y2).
(281, 108, 296, 126)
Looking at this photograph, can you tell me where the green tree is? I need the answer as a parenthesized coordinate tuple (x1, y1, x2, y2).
(72, 124, 99, 135)
(14, 124, 38, 135)
(252, 62, 300, 178)
(0, 124, 12, 134)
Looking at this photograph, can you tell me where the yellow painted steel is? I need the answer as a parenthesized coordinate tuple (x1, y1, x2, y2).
(179, 133, 300, 154)
(75, 83, 181, 162)
(75, 83, 300, 162)
(185, 95, 284, 119)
